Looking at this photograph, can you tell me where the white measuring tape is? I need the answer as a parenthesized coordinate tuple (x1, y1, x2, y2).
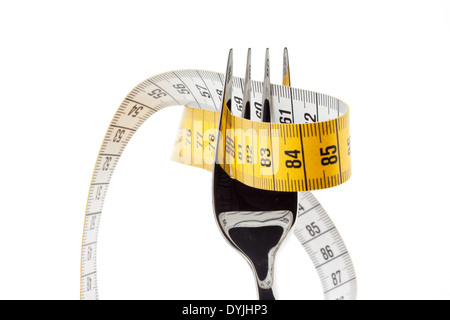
(80, 69, 357, 300)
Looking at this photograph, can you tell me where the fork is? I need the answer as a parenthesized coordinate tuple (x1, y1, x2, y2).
(212, 49, 298, 300)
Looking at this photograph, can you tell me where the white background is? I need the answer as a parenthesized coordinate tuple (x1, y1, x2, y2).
(0, 0, 449, 300)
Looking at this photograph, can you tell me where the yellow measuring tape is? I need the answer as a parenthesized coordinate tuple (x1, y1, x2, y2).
(172, 103, 350, 192)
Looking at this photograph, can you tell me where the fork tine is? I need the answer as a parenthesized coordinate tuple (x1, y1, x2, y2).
(283, 47, 290, 87)
(224, 49, 233, 111)
(262, 48, 271, 123)
(242, 48, 252, 120)
(214, 49, 233, 166)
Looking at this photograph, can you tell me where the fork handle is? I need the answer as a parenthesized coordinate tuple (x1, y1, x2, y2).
(258, 287, 276, 300)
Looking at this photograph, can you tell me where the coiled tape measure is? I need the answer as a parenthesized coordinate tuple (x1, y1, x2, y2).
(80, 49, 356, 300)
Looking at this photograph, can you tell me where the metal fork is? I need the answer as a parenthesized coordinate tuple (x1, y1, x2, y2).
(212, 49, 298, 300)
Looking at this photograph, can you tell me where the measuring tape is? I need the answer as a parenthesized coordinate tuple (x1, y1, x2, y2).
(172, 104, 350, 191)
(81, 69, 356, 300)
